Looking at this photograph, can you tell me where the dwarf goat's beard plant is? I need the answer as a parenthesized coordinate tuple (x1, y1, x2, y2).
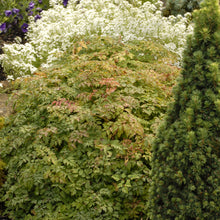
(0, 37, 181, 219)
(0, 0, 193, 78)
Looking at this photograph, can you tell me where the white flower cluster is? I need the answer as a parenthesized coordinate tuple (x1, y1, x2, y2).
(0, 43, 38, 77)
(0, 0, 193, 77)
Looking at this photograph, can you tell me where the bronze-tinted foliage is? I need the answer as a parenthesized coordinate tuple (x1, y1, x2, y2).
(0, 37, 180, 219)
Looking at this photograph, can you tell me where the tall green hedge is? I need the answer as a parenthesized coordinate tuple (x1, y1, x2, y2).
(149, 0, 220, 219)
(0, 37, 179, 219)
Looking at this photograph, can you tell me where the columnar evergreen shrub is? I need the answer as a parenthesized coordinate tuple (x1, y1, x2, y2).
(0, 37, 180, 219)
(149, 0, 220, 219)
(163, 0, 202, 16)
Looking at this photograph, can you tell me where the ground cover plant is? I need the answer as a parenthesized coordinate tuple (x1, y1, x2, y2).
(0, 37, 180, 219)
(0, 0, 192, 79)
(149, 0, 220, 218)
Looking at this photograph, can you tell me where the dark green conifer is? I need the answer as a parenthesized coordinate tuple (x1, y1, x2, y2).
(148, 0, 220, 219)
(163, 0, 202, 16)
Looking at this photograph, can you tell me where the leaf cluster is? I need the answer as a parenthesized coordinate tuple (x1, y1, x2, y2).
(0, 37, 180, 219)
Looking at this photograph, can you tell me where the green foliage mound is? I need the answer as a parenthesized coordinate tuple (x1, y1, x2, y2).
(149, 0, 220, 219)
(0, 37, 180, 219)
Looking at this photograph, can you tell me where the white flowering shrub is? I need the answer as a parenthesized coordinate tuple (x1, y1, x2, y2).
(0, 43, 38, 76)
(0, 0, 193, 77)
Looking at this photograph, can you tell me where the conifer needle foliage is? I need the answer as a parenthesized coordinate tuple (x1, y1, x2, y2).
(149, 0, 220, 219)
(163, 0, 202, 16)
(0, 37, 180, 219)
